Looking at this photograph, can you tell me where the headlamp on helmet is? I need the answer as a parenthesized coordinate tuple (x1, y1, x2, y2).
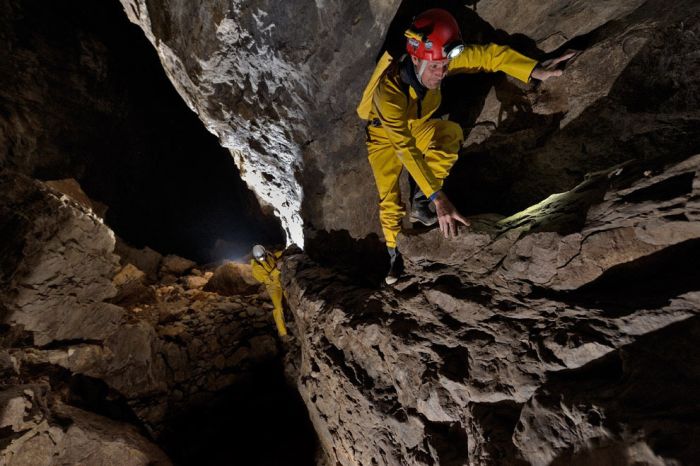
(444, 41, 465, 59)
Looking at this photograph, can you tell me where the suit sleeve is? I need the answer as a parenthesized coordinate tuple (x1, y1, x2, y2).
(448, 44, 538, 83)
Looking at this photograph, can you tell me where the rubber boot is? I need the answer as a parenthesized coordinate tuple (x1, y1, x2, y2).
(385, 247, 403, 285)
(408, 177, 437, 226)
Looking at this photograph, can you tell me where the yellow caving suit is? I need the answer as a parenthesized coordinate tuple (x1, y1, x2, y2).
(357, 44, 538, 248)
(251, 250, 287, 337)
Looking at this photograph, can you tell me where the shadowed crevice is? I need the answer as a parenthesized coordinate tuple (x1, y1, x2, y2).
(424, 420, 470, 466)
(620, 172, 694, 203)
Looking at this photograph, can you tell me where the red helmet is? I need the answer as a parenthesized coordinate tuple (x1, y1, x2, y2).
(405, 9, 464, 61)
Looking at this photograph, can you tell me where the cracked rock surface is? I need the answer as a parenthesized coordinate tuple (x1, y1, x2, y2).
(115, 0, 700, 249)
(0, 385, 171, 466)
(2, 0, 700, 465)
(275, 3, 700, 460)
(118, 0, 700, 463)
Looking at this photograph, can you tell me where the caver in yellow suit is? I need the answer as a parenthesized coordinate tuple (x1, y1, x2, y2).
(357, 11, 538, 249)
(251, 248, 287, 337)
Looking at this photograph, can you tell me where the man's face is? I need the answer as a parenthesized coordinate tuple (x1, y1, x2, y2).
(412, 56, 449, 89)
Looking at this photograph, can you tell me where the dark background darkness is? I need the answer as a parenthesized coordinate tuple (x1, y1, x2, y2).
(158, 359, 319, 466)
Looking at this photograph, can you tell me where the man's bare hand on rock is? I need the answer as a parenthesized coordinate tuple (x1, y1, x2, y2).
(433, 191, 470, 239)
(530, 50, 577, 81)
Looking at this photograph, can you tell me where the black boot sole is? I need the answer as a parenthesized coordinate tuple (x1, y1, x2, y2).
(409, 213, 438, 226)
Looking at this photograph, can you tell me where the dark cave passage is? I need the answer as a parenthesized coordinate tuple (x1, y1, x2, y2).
(1, 0, 312, 464)
(0, 0, 284, 263)
(5, 347, 319, 466)
(157, 358, 319, 466)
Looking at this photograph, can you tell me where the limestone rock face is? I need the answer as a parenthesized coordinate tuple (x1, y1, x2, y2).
(115, 240, 164, 282)
(204, 261, 260, 296)
(0, 171, 122, 347)
(448, 0, 700, 219)
(114, 1, 700, 463)
(0, 0, 283, 262)
(3, 0, 700, 464)
(476, 0, 647, 52)
(285, 154, 700, 465)
(159, 254, 196, 278)
(44, 178, 109, 218)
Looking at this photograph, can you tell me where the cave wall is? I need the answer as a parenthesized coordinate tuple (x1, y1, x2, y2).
(446, 0, 700, 218)
(2, 0, 700, 464)
(0, 171, 298, 463)
(117, 0, 401, 246)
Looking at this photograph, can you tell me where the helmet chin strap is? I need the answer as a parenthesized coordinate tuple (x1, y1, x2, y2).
(416, 59, 429, 86)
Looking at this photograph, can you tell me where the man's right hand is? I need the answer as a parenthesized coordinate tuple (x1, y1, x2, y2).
(531, 50, 577, 81)
(432, 191, 470, 239)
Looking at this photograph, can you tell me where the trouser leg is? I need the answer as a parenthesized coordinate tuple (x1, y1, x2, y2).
(368, 141, 404, 249)
(267, 284, 287, 336)
(411, 120, 463, 190)
(367, 120, 462, 247)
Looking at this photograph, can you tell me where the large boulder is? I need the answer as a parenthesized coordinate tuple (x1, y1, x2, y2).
(204, 261, 260, 296)
(117, 0, 401, 245)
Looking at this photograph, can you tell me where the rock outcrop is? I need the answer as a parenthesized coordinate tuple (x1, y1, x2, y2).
(3, 0, 700, 464)
(285, 154, 700, 465)
(115, 0, 700, 251)
(99, 0, 700, 463)
(0, 386, 172, 466)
